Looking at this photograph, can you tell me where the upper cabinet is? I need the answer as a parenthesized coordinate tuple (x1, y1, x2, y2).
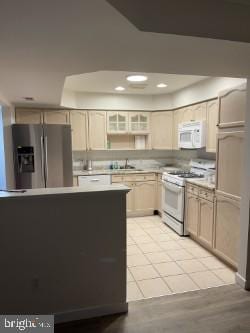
(172, 109, 183, 150)
(129, 112, 150, 134)
(43, 110, 70, 124)
(107, 111, 128, 134)
(15, 108, 43, 124)
(192, 102, 207, 121)
(218, 84, 246, 128)
(88, 111, 107, 150)
(151, 111, 173, 150)
(206, 99, 219, 153)
(70, 111, 88, 151)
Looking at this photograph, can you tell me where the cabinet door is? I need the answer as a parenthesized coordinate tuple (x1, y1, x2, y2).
(216, 131, 244, 198)
(198, 198, 214, 247)
(181, 106, 195, 122)
(44, 110, 70, 124)
(214, 193, 240, 267)
(172, 109, 183, 150)
(88, 111, 107, 150)
(151, 111, 173, 149)
(206, 99, 218, 153)
(157, 181, 162, 213)
(15, 109, 42, 124)
(192, 102, 207, 121)
(218, 85, 246, 128)
(185, 192, 199, 236)
(134, 181, 156, 214)
(129, 112, 150, 133)
(124, 181, 135, 214)
(107, 111, 128, 134)
(70, 111, 87, 151)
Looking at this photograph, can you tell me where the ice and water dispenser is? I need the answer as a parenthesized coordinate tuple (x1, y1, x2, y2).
(16, 146, 35, 173)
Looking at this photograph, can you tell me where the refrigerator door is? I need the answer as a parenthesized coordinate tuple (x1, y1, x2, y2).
(12, 124, 45, 189)
(43, 125, 73, 188)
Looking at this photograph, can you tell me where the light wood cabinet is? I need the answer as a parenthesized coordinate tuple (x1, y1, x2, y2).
(214, 192, 240, 268)
(206, 99, 218, 153)
(186, 192, 199, 236)
(151, 111, 173, 150)
(218, 84, 246, 128)
(172, 109, 183, 150)
(70, 111, 88, 151)
(73, 176, 78, 186)
(124, 181, 134, 214)
(129, 112, 150, 134)
(43, 110, 70, 124)
(107, 111, 128, 134)
(216, 130, 244, 198)
(181, 105, 195, 122)
(88, 111, 107, 150)
(157, 178, 162, 214)
(192, 102, 207, 121)
(15, 108, 43, 124)
(199, 198, 214, 247)
(134, 181, 156, 215)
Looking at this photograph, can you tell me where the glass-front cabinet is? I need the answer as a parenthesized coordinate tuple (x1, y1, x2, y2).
(107, 112, 128, 134)
(129, 112, 150, 134)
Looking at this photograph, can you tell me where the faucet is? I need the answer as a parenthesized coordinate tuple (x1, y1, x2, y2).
(125, 158, 129, 169)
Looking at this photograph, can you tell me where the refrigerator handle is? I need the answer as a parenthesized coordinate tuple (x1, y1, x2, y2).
(40, 136, 46, 187)
(45, 136, 49, 185)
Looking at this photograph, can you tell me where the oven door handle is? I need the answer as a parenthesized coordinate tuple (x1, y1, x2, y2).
(162, 181, 183, 193)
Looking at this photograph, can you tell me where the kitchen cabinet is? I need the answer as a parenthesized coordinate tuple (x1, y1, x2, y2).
(43, 110, 70, 124)
(73, 176, 78, 186)
(151, 111, 173, 149)
(107, 111, 128, 134)
(172, 109, 183, 150)
(156, 174, 162, 214)
(88, 111, 107, 150)
(112, 173, 156, 216)
(216, 130, 244, 198)
(214, 192, 240, 268)
(185, 192, 199, 236)
(199, 198, 214, 247)
(181, 105, 195, 122)
(134, 181, 156, 215)
(15, 108, 43, 124)
(186, 183, 215, 248)
(70, 110, 88, 151)
(129, 112, 150, 134)
(206, 99, 218, 153)
(192, 102, 207, 121)
(218, 84, 246, 128)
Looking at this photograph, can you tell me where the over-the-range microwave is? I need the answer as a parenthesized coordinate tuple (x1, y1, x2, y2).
(178, 121, 206, 149)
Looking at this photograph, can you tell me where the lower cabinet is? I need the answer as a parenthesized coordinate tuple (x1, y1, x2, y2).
(186, 192, 199, 236)
(214, 192, 240, 268)
(157, 178, 162, 214)
(112, 173, 156, 216)
(199, 198, 214, 247)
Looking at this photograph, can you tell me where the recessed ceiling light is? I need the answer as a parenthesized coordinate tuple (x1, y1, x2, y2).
(115, 86, 125, 91)
(157, 83, 167, 88)
(126, 75, 148, 82)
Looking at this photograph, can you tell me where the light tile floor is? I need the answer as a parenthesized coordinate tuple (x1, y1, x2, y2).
(127, 215, 236, 302)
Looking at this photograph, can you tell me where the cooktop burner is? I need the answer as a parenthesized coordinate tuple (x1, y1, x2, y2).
(178, 173, 204, 179)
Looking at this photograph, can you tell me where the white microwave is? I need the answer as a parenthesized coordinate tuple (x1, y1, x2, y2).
(178, 121, 206, 149)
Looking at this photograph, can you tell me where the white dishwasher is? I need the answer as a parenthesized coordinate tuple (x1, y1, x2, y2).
(78, 174, 111, 186)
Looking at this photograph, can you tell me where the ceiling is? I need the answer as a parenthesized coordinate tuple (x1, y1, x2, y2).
(65, 71, 208, 95)
(107, 0, 250, 43)
(0, 0, 249, 107)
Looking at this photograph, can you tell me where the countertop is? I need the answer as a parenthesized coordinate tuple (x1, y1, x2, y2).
(73, 166, 179, 177)
(0, 184, 129, 199)
(186, 179, 215, 190)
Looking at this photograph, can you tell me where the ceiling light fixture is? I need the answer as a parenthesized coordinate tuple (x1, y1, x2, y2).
(115, 86, 125, 91)
(157, 83, 167, 88)
(126, 75, 148, 82)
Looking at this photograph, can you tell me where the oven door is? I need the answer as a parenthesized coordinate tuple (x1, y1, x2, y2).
(162, 180, 185, 222)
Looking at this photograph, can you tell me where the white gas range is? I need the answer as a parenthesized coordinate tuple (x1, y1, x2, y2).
(161, 159, 215, 236)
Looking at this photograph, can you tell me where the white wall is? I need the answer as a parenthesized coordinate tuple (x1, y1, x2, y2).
(62, 77, 246, 111)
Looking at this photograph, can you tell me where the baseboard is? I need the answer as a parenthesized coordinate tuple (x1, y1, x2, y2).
(54, 302, 128, 324)
(236, 272, 250, 290)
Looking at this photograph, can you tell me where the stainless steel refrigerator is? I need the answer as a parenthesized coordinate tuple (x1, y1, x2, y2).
(12, 124, 73, 189)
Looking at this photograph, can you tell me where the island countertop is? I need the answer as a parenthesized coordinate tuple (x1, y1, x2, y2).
(0, 184, 129, 199)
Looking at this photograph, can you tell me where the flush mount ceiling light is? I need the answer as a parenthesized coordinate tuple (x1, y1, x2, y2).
(115, 86, 125, 91)
(126, 74, 148, 82)
(157, 83, 168, 88)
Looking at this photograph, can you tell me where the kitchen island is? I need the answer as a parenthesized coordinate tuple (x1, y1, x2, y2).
(0, 184, 129, 323)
